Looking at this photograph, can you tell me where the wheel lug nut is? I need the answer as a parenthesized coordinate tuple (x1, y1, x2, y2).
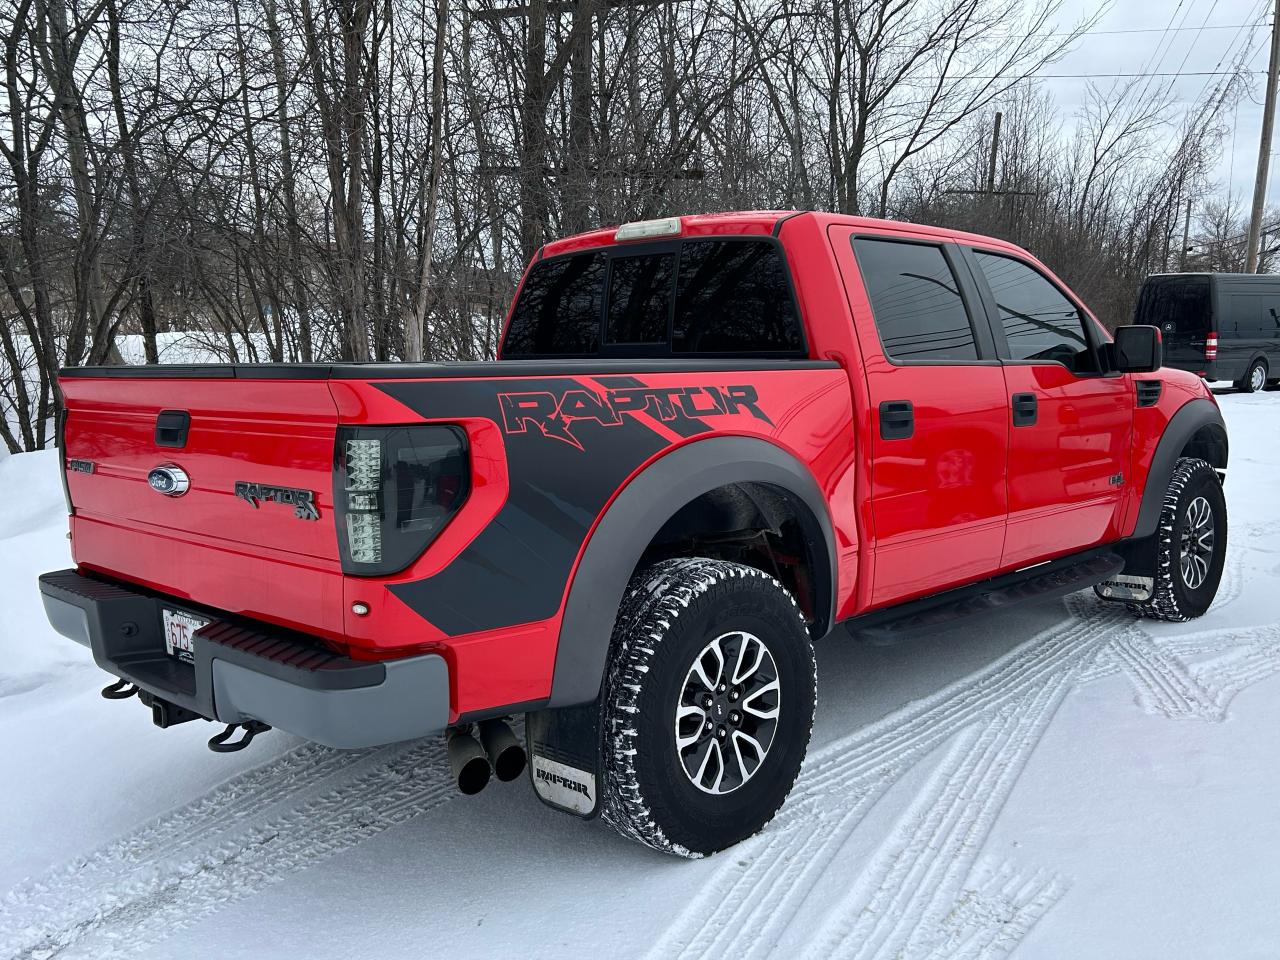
(702, 695, 713, 708)
(729, 711, 740, 724)
(717, 726, 726, 739)
(704, 719, 713, 731)
(718, 683, 726, 693)
(729, 689, 739, 701)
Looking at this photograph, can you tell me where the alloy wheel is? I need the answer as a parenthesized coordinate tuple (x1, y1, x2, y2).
(1180, 495, 1215, 590)
(674, 631, 781, 795)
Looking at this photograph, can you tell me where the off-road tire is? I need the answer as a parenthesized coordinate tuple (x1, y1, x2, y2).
(1131, 457, 1227, 622)
(601, 558, 816, 858)
(1237, 358, 1267, 393)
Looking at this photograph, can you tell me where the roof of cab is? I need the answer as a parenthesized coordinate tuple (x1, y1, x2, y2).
(537, 210, 1026, 260)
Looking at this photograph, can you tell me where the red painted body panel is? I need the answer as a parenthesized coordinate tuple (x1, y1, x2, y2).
(62, 377, 350, 645)
(331, 369, 854, 716)
(997, 364, 1131, 568)
(56, 210, 1218, 723)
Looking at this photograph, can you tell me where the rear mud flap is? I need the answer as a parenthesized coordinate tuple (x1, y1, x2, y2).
(525, 702, 602, 819)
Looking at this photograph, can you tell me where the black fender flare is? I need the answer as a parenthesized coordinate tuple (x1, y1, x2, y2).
(547, 435, 837, 707)
(1131, 397, 1228, 540)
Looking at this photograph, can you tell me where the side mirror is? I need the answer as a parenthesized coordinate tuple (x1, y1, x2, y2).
(1113, 325, 1162, 373)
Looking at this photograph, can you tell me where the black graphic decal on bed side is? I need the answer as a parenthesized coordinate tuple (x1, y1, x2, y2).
(375, 378, 670, 635)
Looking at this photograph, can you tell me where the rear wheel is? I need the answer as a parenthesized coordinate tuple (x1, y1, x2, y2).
(601, 558, 816, 857)
(1132, 457, 1227, 622)
(1237, 358, 1267, 393)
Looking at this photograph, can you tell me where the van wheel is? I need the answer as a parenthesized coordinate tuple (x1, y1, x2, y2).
(601, 558, 816, 858)
(1238, 358, 1267, 393)
(1131, 458, 1227, 622)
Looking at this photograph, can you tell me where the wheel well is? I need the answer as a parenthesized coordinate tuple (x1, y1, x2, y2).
(635, 482, 831, 634)
(1179, 422, 1228, 472)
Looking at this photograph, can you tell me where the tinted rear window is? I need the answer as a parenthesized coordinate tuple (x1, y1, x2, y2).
(502, 239, 803, 357)
(1133, 276, 1211, 335)
(671, 241, 802, 353)
(502, 252, 606, 356)
(605, 252, 675, 344)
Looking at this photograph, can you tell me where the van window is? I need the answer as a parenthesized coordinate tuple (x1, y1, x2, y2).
(1133, 276, 1211, 335)
(852, 238, 979, 362)
(1226, 293, 1280, 334)
(973, 251, 1097, 373)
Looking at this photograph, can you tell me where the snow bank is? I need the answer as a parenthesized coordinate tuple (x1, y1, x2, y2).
(0, 450, 80, 689)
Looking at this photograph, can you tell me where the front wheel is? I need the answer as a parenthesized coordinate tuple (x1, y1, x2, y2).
(601, 558, 816, 857)
(1132, 457, 1227, 622)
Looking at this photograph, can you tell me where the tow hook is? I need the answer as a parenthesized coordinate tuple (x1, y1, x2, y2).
(100, 678, 139, 700)
(208, 720, 272, 753)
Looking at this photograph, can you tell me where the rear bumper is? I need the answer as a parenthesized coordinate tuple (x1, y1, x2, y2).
(38, 568, 449, 749)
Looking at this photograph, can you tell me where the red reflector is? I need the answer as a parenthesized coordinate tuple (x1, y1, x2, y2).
(1205, 331, 1218, 360)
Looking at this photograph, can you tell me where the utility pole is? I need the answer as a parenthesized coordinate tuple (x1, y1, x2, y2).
(1246, 0, 1280, 273)
(986, 111, 1002, 194)
(1181, 197, 1192, 270)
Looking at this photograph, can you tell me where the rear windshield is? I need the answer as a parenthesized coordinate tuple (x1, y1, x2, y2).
(501, 238, 804, 358)
(1133, 276, 1211, 334)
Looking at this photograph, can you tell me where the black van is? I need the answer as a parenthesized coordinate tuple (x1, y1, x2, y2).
(1133, 272, 1280, 392)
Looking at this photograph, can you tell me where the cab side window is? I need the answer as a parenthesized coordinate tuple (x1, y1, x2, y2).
(852, 238, 979, 362)
(972, 251, 1098, 374)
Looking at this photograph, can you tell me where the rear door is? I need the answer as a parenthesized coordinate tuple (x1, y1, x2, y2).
(1133, 275, 1211, 372)
(832, 228, 1009, 608)
(963, 248, 1132, 569)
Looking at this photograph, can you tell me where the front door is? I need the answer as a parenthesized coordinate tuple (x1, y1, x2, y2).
(832, 228, 1009, 609)
(964, 247, 1132, 569)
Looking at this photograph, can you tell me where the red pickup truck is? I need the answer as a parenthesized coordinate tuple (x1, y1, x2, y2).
(40, 211, 1229, 857)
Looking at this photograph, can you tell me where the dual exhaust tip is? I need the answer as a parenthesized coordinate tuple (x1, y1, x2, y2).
(446, 719, 526, 795)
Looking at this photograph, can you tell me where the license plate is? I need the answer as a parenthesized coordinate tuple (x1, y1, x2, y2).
(162, 608, 210, 663)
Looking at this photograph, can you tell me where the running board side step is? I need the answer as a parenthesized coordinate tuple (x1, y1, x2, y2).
(844, 550, 1124, 642)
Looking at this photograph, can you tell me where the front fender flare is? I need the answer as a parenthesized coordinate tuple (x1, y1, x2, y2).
(1131, 397, 1228, 540)
(547, 436, 836, 708)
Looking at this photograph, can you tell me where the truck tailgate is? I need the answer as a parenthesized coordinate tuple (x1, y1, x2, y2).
(60, 374, 346, 644)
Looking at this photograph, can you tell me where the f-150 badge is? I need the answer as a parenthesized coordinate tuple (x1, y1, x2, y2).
(234, 481, 320, 520)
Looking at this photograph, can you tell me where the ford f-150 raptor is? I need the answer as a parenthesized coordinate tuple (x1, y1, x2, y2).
(40, 211, 1229, 857)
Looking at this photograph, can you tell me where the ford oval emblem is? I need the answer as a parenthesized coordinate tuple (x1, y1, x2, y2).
(147, 464, 190, 497)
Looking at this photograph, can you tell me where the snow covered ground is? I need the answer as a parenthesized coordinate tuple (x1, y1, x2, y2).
(0, 389, 1277, 960)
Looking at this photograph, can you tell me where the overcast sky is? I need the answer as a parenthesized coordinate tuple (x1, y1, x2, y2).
(1039, 0, 1273, 208)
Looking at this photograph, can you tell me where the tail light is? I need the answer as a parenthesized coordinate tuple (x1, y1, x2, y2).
(1205, 332, 1218, 360)
(335, 425, 470, 575)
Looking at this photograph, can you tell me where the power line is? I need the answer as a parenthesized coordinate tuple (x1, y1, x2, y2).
(960, 70, 1264, 80)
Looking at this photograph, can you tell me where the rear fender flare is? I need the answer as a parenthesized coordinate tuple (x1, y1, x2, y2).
(1132, 397, 1228, 540)
(547, 436, 836, 708)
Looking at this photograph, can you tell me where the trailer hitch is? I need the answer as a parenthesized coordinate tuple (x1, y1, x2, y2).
(101, 678, 138, 700)
(207, 720, 272, 753)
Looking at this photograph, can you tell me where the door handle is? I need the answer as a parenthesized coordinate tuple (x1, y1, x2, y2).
(879, 400, 914, 440)
(155, 410, 191, 448)
(1011, 393, 1037, 427)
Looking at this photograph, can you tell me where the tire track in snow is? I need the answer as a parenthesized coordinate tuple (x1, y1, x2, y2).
(1109, 632, 1226, 720)
(800, 671, 1074, 960)
(1092, 622, 1280, 721)
(646, 597, 1128, 960)
(0, 741, 378, 950)
(921, 859, 1067, 960)
(3, 739, 455, 960)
